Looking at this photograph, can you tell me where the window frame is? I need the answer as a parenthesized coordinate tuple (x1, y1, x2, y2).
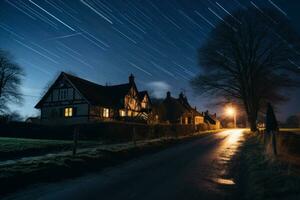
(64, 107, 73, 118)
(59, 89, 68, 100)
(119, 109, 126, 117)
(103, 108, 109, 118)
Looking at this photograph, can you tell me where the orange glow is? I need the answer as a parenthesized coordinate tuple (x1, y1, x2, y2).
(225, 106, 235, 116)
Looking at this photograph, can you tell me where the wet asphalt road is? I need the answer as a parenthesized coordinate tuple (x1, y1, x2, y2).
(4, 129, 245, 200)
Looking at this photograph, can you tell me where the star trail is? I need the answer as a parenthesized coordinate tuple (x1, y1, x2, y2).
(0, 0, 299, 120)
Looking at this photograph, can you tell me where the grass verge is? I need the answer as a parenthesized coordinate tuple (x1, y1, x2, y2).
(233, 133, 300, 200)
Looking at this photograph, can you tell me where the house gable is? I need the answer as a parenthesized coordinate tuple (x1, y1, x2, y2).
(138, 91, 151, 110)
(124, 85, 141, 111)
(35, 73, 88, 108)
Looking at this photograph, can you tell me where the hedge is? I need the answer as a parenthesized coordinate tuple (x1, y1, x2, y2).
(0, 121, 215, 142)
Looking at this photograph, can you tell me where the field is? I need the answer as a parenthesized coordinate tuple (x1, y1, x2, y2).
(280, 128, 300, 134)
(0, 137, 100, 161)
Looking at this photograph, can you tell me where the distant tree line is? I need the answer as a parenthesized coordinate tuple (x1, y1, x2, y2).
(283, 115, 300, 128)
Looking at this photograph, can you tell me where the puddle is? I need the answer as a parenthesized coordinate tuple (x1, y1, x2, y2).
(220, 157, 231, 161)
(214, 178, 235, 185)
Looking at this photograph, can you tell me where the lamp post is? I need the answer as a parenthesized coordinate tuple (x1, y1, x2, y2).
(226, 106, 236, 128)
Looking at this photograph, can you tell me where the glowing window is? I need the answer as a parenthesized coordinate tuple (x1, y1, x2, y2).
(195, 116, 203, 125)
(185, 117, 188, 124)
(64, 108, 73, 117)
(119, 110, 126, 117)
(103, 108, 109, 118)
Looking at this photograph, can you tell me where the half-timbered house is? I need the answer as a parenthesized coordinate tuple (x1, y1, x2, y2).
(35, 72, 151, 124)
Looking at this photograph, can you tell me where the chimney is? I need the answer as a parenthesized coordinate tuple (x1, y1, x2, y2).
(129, 74, 134, 84)
(166, 91, 171, 99)
(179, 92, 184, 100)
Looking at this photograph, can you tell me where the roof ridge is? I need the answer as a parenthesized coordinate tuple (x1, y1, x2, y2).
(62, 72, 131, 89)
(104, 83, 130, 88)
(63, 72, 105, 88)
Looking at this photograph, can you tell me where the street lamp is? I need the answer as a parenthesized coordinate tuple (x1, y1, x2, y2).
(226, 106, 236, 128)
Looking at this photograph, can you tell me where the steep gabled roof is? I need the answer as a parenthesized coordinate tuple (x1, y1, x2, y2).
(65, 73, 132, 107)
(35, 72, 68, 108)
(178, 93, 203, 116)
(204, 111, 218, 125)
(138, 91, 148, 101)
(35, 72, 134, 108)
(138, 90, 152, 104)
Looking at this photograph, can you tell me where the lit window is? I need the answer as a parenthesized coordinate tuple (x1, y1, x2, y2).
(103, 108, 109, 118)
(127, 110, 132, 117)
(119, 110, 126, 117)
(195, 116, 203, 125)
(141, 102, 146, 108)
(64, 108, 73, 117)
(185, 117, 188, 124)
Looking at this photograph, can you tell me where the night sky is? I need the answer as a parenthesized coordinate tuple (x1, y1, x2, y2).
(0, 0, 299, 121)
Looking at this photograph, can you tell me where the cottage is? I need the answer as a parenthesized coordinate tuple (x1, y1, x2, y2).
(204, 111, 221, 129)
(152, 91, 204, 125)
(35, 72, 151, 124)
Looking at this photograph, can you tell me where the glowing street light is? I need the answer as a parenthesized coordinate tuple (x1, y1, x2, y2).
(226, 106, 236, 128)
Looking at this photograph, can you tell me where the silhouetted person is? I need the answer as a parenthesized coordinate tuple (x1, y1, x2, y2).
(265, 103, 278, 155)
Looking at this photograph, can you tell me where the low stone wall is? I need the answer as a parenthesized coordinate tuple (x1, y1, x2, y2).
(0, 121, 216, 141)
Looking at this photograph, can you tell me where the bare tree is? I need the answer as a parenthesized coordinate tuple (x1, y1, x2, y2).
(0, 50, 24, 114)
(191, 7, 300, 131)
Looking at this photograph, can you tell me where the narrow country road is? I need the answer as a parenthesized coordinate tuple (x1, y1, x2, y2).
(4, 129, 245, 200)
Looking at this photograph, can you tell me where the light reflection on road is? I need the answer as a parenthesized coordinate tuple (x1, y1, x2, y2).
(211, 129, 245, 186)
(192, 128, 245, 192)
(221, 129, 244, 145)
